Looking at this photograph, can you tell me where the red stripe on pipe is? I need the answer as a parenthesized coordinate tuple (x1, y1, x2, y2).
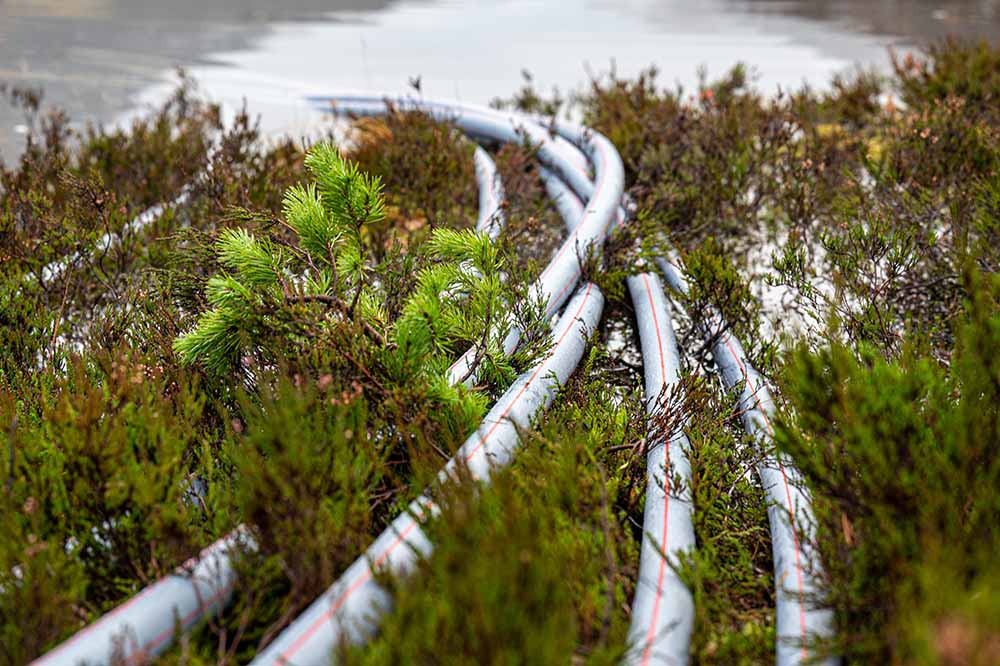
(639, 273, 671, 666)
(132, 578, 238, 661)
(462, 282, 595, 464)
(539, 143, 609, 310)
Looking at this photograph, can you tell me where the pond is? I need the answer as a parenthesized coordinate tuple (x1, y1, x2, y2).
(1, 0, 998, 158)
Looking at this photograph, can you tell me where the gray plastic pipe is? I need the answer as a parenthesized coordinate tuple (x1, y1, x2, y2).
(538, 125, 835, 665)
(624, 271, 696, 666)
(463, 105, 834, 666)
(38, 194, 190, 285)
(550, 126, 834, 663)
(541, 162, 696, 665)
(36, 135, 230, 287)
(251, 281, 604, 666)
(309, 95, 624, 322)
(542, 140, 702, 666)
(29, 134, 511, 666)
(654, 255, 836, 666)
(247, 96, 623, 666)
(540, 166, 585, 233)
(27, 527, 250, 666)
(473, 145, 505, 239)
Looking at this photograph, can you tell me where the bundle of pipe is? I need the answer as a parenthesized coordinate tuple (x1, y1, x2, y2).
(286, 99, 834, 666)
(34, 94, 834, 666)
(251, 95, 624, 666)
(321, 97, 624, 386)
(31, 100, 625, 666)
(522, 116, 836, 666)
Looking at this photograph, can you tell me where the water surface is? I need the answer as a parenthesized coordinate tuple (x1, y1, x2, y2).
(2, 0, 998, 159)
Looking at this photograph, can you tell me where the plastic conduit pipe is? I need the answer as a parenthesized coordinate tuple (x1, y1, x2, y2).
(309, 95, 624, 321)
(36, 135, 233, 287)
(538, 164, 696, 665)
(540, 166, 586, 233)
(34, 99, 622, 666)
(251, 282, 605, 666)
(654, 254, 836, 666)
(37, 194, 190, 285)
(30, 137, 511, 666)
(476, 106, 836, 665)
(624, 270, 696, 666)
(473, 145, 506, 239)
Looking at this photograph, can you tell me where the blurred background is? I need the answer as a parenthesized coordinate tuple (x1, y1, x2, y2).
(2, 0, 999, 159)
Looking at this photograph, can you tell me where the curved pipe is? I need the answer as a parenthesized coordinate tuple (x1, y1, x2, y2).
(654, 255, 836, 666)
(251, 282, 605, 666)
(30, 132, 513, 666)
(540, 166, 584, 233)
(38, 194, 189, 284)
(34, 99, 625, 666)
(539, 130, 834, 666)
(310, 96, 624, 324)
(28, 527, 250, 666)
(248, 95, 623, 666)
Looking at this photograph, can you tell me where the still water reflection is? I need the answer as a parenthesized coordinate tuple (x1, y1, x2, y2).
(1, 0, 998, 158)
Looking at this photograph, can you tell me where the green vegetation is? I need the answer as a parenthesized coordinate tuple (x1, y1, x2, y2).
(342, 344, 645, 666)
(3, 39, 1000, 666)
(572, 38, 1000, 664)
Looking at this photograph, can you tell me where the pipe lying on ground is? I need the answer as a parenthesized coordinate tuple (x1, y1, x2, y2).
(250, 96, 623, 666)
(540, 166, 584, 233)
(624, 271, 696, 666)
(473, 145, 506, 239)
(30, 137, 511, 666)
(28, 527, 250, 666)
(654, 255, 836, 666)
(34, 99, 625, 666)
(538, 125, 835, 665)
(36, 95, 833, 666)
(251, 282, 605, 666)
(309, 95, 624, 322)
(39, 194, 190, 285)
(540, 160, 696, 665)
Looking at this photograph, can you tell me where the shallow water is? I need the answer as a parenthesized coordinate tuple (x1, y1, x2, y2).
(1, 0, 999, 159)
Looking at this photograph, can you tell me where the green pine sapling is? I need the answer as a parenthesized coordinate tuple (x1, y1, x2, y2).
(174, 141, 543, 413)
